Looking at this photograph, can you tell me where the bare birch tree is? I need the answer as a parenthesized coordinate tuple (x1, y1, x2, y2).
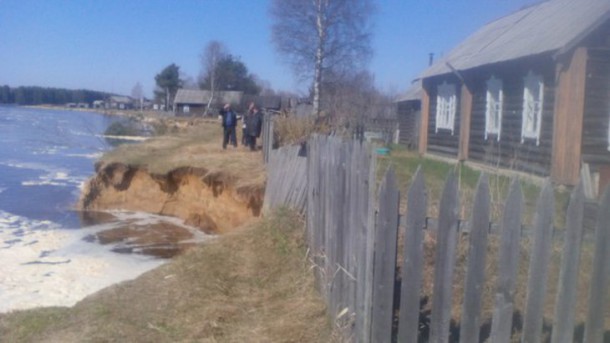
(199, 40, 228, 115)
(270, 0, 374, 117)
(131, 82, 143, 111)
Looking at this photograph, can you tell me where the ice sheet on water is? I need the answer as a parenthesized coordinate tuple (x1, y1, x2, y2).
(0, 210, 208, 313)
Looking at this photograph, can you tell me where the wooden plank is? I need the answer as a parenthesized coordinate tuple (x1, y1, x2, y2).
(330, 141, 347, 321)
(551, 181, 585, 343)
(458, 83, 473, 161)
(490, 178, 523, 343)
(397, 167, 427, 343)
(551, 47, 587, 185)
(460, 173, 490, 343)
(326, 138, 338, 315)
(521, 180, 555, 343)
(370, 167, 400, 343)
(429, 171, 460, 343)
(341, 140, 357, 339)
(357, 143, 377, 343)
(583, 187, 610, 343)
(419, 86, 430, 155)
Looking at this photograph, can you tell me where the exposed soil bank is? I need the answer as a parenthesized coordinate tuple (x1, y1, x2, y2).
(79, 162, 265, 235)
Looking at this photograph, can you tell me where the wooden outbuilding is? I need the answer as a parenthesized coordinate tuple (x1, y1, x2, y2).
(173, 89, 243, 116)
(418, 0, 610, 193)
(105, 95, 133, 110)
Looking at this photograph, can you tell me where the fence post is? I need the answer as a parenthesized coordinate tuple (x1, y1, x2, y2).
(460, 174, 491, 343)
(397, 167, 427, 343)
(262, 113, 274, 164)
(490, 178, 523, 343)
(430, 171, 459, 343)
(355, 141, 376, 343)
(551, 181, 585, 343)
(521, 180, 555, 343)
(583, 187, 610, 343)
(329, 138, 348, 325)
(370, 167, 400, 343)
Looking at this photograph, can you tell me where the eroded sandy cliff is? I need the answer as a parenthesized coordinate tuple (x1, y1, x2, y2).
(79, 162, 264, 234)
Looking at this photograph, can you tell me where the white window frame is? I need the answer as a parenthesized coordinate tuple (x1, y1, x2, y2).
(485, 76, 503, 141)
(435, 81, 457, 135)
(521, 71, 544, 145)
(608, 105, 610, 151)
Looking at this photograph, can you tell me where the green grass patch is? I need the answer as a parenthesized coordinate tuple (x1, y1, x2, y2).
(377, 145, 570, 227)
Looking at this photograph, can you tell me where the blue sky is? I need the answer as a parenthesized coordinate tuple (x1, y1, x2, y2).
(0, 0, 536, 98)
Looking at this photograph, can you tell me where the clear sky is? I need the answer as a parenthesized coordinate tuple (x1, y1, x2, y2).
(0, 0, 537, 98)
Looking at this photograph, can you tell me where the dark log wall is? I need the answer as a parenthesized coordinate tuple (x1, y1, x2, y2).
(427, 75, 461, 158)
(465, 58, 556, 176)
(582, 49, 610, 165)
(397, 100, 420, 149)
(175, 104, 207, 117)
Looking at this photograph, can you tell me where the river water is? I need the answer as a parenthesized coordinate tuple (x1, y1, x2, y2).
(0, 105, 204, 312)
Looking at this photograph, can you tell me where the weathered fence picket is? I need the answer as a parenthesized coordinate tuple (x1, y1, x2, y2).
(356, 140, 376, 343)
(522, 181, 555, 343)
(370, 168, 400, 343)
(397, 167, 426, 343)
(263, 136, 610, 343)
(460, 174, 490, 343)
(583, 188, 610, 343)
(430, 172, 460, 343)
(262, 113, 273, 164)
(490, 178, 523, 343)
(551, 182, 585, 343)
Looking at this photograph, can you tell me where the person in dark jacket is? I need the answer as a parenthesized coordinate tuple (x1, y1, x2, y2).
(219, 103, 237, 149)
(245, 103, 263, 151)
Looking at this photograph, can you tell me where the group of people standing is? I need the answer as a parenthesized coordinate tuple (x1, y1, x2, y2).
(219, 102, 263, 151)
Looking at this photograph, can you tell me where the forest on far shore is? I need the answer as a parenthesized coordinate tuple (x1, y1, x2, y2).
(0, 85, 113, 106)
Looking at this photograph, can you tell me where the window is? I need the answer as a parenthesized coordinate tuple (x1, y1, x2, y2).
(608, 105, 610, 151)
(184, 105, 190, 113)
(435, 81, 457, 134)
(485, 76, 503, 140)
(521, 71, 544, 145)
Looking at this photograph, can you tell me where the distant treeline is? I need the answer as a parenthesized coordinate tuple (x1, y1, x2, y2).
(0, 85, 114, 105)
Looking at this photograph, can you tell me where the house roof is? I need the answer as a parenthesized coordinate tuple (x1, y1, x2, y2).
(174, 89, 207, 105)
(396, 80, 422, 103)
(108, 95, 132, 103)
(420, 0, 610, 79)
(173, 89, 243, 106)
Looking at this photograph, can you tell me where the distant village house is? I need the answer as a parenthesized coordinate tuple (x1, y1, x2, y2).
(173, 89, 286, 116)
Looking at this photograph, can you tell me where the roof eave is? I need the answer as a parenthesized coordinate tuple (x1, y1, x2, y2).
(554, 9, 610, 58)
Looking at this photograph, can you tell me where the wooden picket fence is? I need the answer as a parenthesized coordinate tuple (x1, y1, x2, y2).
(263, 134, 610, 343)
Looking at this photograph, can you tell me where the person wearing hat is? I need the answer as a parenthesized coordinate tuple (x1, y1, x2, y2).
(219, 103, 238, 149)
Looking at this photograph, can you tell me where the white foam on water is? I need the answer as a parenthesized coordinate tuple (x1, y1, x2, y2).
(97, 134, 149, 141)
(0, 210, 209, 313)
(21, 169, 86, 188)
(0, 161, 54, 172)
(32, 145, 68, 156)
(65, 152, 104, 159)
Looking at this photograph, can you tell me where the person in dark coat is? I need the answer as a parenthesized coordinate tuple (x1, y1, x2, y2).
(219, 103, 237, 149)
(246, 103, 263, 151)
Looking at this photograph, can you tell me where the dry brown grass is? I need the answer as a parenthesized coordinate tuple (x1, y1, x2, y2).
(412, 230, 606, 341)
(273, 115, 319, 147)
(0, 208, 335, 343)
(100, 118, 266, 190)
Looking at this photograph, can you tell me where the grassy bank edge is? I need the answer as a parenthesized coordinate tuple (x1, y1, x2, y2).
(0, 208, 335, 343)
